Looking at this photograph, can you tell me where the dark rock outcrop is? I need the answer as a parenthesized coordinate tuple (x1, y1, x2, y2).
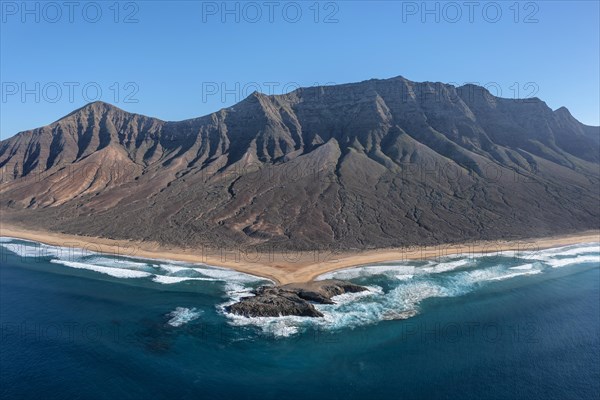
(225, 279, 368, 318)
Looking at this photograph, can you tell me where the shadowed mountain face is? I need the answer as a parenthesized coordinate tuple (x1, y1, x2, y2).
(1, 76, 599, 250)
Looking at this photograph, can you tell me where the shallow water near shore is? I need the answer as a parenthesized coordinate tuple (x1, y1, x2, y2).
(1, 237, 599, 399)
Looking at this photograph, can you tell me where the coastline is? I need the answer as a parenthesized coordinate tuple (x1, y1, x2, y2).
(1, 223, 598, 284)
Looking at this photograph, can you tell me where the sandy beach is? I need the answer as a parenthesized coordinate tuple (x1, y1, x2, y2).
(1, 223, 598, 284)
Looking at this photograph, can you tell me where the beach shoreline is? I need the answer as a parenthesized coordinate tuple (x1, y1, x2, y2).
(1, 223, 598, 284)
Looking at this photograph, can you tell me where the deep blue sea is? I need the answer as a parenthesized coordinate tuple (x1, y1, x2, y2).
(1, 237, 599, 400)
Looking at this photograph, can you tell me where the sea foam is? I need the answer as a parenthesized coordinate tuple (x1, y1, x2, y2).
(2, 236, 599, 338)
(50, 259, 153, 279)
(166, 307, 202, 327)
(226, 242, 599, 337)
(1, 237, 268, 287)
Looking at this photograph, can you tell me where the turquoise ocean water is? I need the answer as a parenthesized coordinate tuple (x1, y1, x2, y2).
(0, 237, 598, 399)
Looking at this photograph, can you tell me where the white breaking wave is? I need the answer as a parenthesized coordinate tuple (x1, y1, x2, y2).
(1, 237, 269, 287)
(317, 265, 416, 281)
(523, 243, 600, 269)
(329, 285, 383, 304)
(544, 255, 600, 268)
(84, 256, 151, 270)
(3, 236, 599, 338)
(224, 243, 599, 337)
(421, 258, 472, 273)
(50, 260, 152, 279)
(192, 266, 267, 283)
(462, 267, 542, 282)
(223, 282, 456, 338)
(509, 263, 535, 270)
(152, 275, 218, 284)
(221, 282, 257, 306)
(226, 314, 304, 337)
(531, 243, 599, 258)
(158, 264, 191, 274)
(166, 307, 202, 327)
(487, 270, 542, 281)
(1, 240, 94, 259)
(316, 258, 472, 282)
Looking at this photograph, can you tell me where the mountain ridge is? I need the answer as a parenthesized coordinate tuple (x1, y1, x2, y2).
(1, 76, 598, 250)
(8, 74, 591, 134)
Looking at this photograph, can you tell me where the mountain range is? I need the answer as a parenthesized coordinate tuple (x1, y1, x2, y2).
(1, 76, 598, 251)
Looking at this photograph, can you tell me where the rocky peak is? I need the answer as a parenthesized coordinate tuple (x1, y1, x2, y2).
(1, 75, 598, 251)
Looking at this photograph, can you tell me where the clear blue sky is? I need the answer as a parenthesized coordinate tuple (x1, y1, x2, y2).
(1, 0, 598, 139)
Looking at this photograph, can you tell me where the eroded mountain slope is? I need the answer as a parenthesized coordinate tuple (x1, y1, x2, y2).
(1, 76, 598, 250)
